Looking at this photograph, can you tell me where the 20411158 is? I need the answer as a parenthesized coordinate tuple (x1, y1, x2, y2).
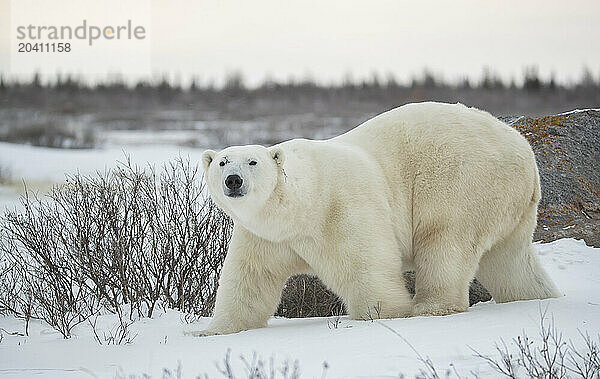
(17, 42, 71, 53)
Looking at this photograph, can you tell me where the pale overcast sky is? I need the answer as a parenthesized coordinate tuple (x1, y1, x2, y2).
(1, 0, 599, 86)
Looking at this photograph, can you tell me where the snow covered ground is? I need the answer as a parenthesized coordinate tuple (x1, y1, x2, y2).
(0, 141, 207, 184)
(0, 141, 207, 211)
(0, 238, 598, 378)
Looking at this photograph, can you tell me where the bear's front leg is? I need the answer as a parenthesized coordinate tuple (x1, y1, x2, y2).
(187, 226, 303, 336)
(318, 228, 414, 321)
(412, 233, 479, 317)
(344, 271, 414, 321)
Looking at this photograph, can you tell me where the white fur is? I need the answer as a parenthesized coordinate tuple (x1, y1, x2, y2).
(193, 102, 560, 336)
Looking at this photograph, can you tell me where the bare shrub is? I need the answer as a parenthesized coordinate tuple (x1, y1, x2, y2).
(276, 274, 345, 318)
(0, 157, 232, 337)
(88, 310, 138, 346)
(471, 309, 600, 378)
(370, 308, 600, 378)
(326, 304, 344, 329)
(115, 362, 185, 379)
(0, 190, 101, 338)
(217, 350, 301, 379)
(0, 268, 35, 335)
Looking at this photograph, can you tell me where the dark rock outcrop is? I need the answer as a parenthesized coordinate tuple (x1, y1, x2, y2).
(502, 110, 600, 247)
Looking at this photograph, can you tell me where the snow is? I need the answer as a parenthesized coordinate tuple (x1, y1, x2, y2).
(557, 108, 600, 116)
(505, 108, 600, 126)
(1, 238, 599, 378)
(0, 141, 207, 211)
(505, 115, 524, 125)
(0, 141, 206, 184)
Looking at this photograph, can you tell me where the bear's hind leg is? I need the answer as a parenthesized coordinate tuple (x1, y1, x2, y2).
(476, 206, 560, 303)
(412, 232, 479, 316)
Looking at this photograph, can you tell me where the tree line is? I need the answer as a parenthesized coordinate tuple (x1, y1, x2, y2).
(1, 66, 598, 94)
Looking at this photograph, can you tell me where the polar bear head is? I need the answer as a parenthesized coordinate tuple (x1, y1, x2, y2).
(202, 145, 285, 219)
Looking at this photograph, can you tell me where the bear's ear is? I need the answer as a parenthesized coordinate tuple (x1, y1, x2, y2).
(269, 147, 285, 166)
(201, 150, 216, 171)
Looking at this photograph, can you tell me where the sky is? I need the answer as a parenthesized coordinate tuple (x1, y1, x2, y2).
(1, 0, 599, 86)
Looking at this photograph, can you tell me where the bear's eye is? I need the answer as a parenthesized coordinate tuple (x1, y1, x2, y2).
(249, 160, 257, 166)
(219, 161, 225, 167)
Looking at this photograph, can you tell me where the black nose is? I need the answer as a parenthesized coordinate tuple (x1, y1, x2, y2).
(225, 174, 243, 190)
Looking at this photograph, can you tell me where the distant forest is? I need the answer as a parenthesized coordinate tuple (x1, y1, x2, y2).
(1, 67, 599, 117)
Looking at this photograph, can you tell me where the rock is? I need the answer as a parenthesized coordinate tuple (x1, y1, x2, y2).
(501, 111, 600, 247)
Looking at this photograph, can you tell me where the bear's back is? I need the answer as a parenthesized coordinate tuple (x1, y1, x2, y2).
(335, 102, 534, 181)
(332, 102, 539, 248)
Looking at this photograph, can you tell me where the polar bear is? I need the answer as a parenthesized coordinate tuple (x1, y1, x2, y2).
(194, 102, 560, 336)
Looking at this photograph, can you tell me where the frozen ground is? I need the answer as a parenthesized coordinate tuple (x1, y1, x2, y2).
(0, 238, 598, 378)
(0, 141, 207, 211)
(0, 141, 207, 184)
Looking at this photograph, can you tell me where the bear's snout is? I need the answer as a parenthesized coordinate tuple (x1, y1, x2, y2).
(225, 174, 243, 190)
